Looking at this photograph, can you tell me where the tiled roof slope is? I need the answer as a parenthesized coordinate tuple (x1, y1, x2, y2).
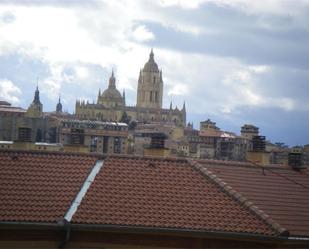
(0, 151, 97, 223)
(73, 156, 277, 236)
(196, 160, 309, 237)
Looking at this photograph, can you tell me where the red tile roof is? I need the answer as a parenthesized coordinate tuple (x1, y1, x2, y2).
(0, 151, 97, 223)
(196, 159, 309, 237)
(72, 156, 277, 236)
(0, 151, 292, 237)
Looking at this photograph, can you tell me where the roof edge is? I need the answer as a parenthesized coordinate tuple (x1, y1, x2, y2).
(0, 221, 287, 242)
(0, 148, 106, 159)
(188, 159, 289, 237)
(0, 149, 188, 163)
(66, 223, 289, 242)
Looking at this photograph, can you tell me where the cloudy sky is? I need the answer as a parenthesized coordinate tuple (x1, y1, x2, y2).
(0, 0, 308, 146)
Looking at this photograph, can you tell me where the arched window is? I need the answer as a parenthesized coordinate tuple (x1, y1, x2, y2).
(150, 91, 153, 102)
(153, 76, 156, 84)
(155, 91, 158, 102)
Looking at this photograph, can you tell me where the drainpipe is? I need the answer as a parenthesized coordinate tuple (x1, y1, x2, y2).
(58, 219, 71, 249)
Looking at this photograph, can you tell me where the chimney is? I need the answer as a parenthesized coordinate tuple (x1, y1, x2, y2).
(288, 147, 305, 170)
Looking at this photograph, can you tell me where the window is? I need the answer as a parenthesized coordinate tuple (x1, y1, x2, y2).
(155, 91, 158, 102)
(18, 127, 32, 142)
(114, 137, 121, 154)
(90, 136, 98, 152)
(70, 128, 84, 145)
(153, 76, 156, 84)
(103, 136, 109, 153)
(150, 91, 153, 102)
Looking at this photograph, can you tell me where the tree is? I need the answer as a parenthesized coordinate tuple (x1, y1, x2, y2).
(120, 111, 130, 124)
(128, 120, 137, 131)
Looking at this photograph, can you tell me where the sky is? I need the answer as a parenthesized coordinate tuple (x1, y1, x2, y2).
(0, 0, 308, 146)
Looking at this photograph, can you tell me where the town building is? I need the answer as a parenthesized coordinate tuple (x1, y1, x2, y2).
(183, 119, 249, 161)
(0, 87, 128, 154)
(241, 124, 259, 140)
(59, 119, 128, 154)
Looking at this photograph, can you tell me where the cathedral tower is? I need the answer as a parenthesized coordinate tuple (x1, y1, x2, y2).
(136, 49, 163, 109)
(56, 96, 62, 113)
(26, 85, 43, 118)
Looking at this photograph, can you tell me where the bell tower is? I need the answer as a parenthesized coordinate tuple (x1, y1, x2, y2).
(26, 85, 43, 118)
(136, 49, 163, 109)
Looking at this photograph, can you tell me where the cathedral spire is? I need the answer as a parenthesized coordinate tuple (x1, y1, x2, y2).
(122, 89, 126, 105)
(182, 101, 186, 112)
(169, 101, 172, 110)
(33, 84, 41, 105)
(97, 88, 101, 103)
(56, 94, 62, 113)
(108, 70, 116, 89)
(149, 48, 154, 61)
(138, 69, 142, 83)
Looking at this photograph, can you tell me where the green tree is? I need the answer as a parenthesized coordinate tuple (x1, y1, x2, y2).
(120, 111, 130, 124)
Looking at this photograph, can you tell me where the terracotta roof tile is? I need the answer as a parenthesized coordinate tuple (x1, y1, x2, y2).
(0, 151, 284, 236)
(0, 151, 97, 223)
(72, 157, 276, 236)
(196, 160, 309, 237)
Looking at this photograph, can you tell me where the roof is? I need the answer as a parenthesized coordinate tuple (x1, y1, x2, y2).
(0, 150, 279, 238)
(0, 151, 97, 223)
(199, 130, 222, 137)
(196, 159, 309, 237)
(72, 156, 276, 236)
(0, 105, 26, 113)
(0, 100, 11, 106)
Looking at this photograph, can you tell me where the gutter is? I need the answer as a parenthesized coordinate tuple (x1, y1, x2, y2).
(1, 222, 308, 244)
(0, 221, 289, 243)
(69, 223, 288, 242)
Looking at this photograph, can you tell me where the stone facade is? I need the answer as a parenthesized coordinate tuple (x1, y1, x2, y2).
(75, 50, 186, 127)
(0, 88, 128, 154)
(59, 119, 128, 154)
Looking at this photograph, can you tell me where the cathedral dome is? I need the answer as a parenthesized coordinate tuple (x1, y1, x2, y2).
(143, 49, 159, 72)
(98, 71, 124, 108)
(101, 88, 122, 99)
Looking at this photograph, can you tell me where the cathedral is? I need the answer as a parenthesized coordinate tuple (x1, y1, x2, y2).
(75, 50, 186, 127)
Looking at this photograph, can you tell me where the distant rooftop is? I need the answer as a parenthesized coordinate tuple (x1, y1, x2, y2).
(0, 100, 11, 106)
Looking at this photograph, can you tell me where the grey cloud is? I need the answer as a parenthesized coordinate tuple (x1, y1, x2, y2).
(141, 3, 309, 69)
